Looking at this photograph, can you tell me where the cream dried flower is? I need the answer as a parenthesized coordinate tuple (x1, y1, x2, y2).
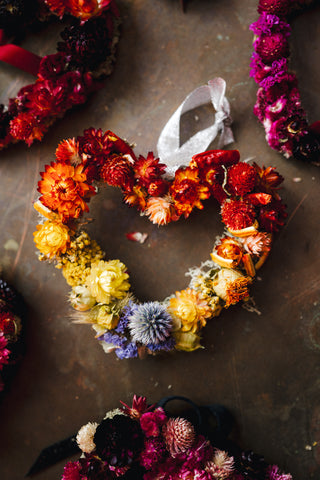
(76, 422, 98, 453)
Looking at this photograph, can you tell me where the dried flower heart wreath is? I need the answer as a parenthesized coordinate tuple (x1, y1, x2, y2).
(0, 0, 119, 151)
(0, 277, 25, 394)
(33, 126, 287, 359)
(250, 0, 320, 163)
(29, 395, 294, 479)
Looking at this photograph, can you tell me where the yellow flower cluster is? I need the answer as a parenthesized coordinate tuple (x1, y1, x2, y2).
(56, 232, 104, 287)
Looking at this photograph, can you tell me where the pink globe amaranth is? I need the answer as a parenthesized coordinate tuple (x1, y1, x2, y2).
(255, 33, 289, 64)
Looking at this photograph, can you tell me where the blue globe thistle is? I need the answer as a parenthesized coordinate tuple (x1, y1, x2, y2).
(128, 302, 173, 346)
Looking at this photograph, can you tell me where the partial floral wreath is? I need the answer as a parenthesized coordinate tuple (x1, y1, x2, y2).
(41, 394, 292, 480)
(0, 0, 119, 151)
(33, 128, 287, 358)
(0, 277, 25, 394)
(250, 0, 320, 163)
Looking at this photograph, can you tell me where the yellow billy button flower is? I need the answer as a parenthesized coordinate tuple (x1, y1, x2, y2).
(85, 259, 130, 304)
(211, 268, 252, 307)
(33, 219, 70, 259)
(168, 288, 212, 334)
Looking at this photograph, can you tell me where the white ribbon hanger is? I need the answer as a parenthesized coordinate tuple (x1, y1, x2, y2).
(157, 77, 234, 178)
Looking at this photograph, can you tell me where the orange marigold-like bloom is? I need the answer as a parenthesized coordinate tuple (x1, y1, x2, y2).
(9, 113, 45, 146)
(225, 277, 252, 307)
(170, 167, 210, 218)
(124, 185, 147, 211)
(55, 138, 81, 165)
(211, 269, 252, 308)
(168, 288, 212, 334)
(38, 162, 96, 222)
(214, 236, 244, 267)
(145, 196, 180, 225)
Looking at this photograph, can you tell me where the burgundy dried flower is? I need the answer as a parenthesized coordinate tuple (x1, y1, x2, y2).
(100, 155, 135, 191)
(255, 33, 290, 64)
(140, 437, 167, 469)
(258, 199, 287, 233)
(61, 461, 81, 480)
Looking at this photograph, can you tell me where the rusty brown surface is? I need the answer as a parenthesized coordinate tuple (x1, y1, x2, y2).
(0, 1, 320, 478)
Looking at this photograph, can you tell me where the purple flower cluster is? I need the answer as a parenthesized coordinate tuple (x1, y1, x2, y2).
(250, 0, 320, 163)
(98, 301, 175, 359)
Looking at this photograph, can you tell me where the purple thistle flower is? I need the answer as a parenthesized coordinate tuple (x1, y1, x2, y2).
(128, 302, 173, 346)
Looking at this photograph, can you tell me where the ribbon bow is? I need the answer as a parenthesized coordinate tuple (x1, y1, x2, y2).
(157, 77, 234, 178)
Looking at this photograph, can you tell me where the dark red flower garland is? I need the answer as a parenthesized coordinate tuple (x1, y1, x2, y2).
(250, 0, 320, 163)
(0, 278, 25, 394)
(0, 0, 120, 151)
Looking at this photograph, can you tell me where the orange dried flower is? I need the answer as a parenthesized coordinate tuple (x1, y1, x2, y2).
(68, 0, 111, 20)
(225, 276, 252, 307)
(215, 237, 243, 266)
(124, 185, 147, 211)
(170, 167, 210, 218)
(38, 161, 96, 222)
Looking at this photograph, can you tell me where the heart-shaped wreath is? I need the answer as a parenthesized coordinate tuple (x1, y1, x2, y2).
(32, 127, 287, 359)
(0, 0, 120, 151)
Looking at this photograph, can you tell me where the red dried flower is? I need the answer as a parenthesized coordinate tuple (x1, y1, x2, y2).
(221, 199, 256, 230)
(100, 155, 135, 191)
(191, 149, 240, 169)
(170, 167, 210, 218)
(9, 113, 45, 146)
(77, 127, 113, 159)
(28, 80, 66, 116)
(56, 138, 81, 165)
(61, 460, 81, 480)
(226, 162, 257, 196)
(258, 0, 291, 16)
(120, 395, 154, 419)
(44, 0, 67, 16)
(147, 179, 169, 197)
(140, 408, 167, 437)
(255, 33, 290, 64)
(253, 163, 284, 200)
(258, 199, 287, 233)
(68, 0, 113, 20)
(134, 152, 166, 188)
(0, 311, 16, 336)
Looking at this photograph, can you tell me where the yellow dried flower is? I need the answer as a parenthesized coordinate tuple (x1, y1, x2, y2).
(173, 330, 203, 352)
(33, 220, 70, 259)
(58, 231, 104, 286)
(95, 305, 119, 330)
(168, 288, 211, 334)
(86, 259, 130, 304)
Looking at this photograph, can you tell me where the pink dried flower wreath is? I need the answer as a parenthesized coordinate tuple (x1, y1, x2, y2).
(250, 0, 320, 163)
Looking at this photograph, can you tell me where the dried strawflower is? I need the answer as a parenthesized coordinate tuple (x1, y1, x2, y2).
(170, 167, 210, 217)
(85, 260, 130, 304)
(163, 417, 195, 456)
(221, 199, 256, 231)
(76, 422, 98, 453)
(33, 220, 71, 259)
(168, 288, 211, 334)
(146, 196, 180, 225)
